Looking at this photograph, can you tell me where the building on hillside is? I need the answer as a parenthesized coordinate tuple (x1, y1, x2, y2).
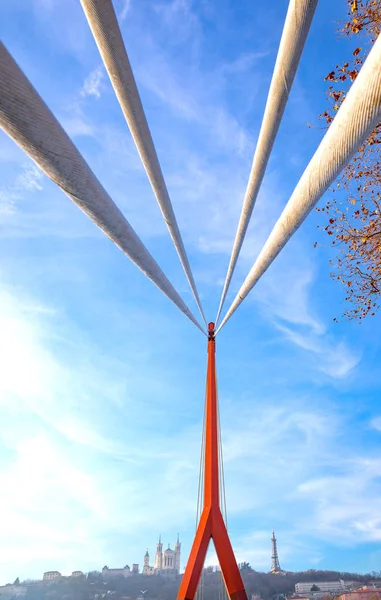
(71, 571, 84, 578)
(270, 529, 285, 574)
(295, 582, 356, 595)
(142, 535, 181, 578)
(102, 565, 131, 579)
(132, 564, 139, 575)
(362, 585, 381, 590)
(43, 572, 62, 582)
(337, 591, 380, 600)
(143, 549, 155, 575)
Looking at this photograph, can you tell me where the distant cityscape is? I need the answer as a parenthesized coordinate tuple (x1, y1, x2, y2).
(0, 531, 380, 600)
(0, 534, 182, 598)
(7, 534, 182, 587)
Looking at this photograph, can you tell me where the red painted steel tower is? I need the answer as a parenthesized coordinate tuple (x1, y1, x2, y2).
(177, 323, 247, 600)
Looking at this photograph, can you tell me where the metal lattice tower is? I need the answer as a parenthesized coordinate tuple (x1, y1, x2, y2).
(271, 529, 281, 573)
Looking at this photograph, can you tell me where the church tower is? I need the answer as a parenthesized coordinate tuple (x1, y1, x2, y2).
(270, 529, 282, 573)
(174, 533, 181, 573)
(144, 549, 150, 568)
(155, 535, 163, 570)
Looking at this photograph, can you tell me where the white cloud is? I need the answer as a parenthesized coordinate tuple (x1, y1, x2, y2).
(371, 417, 381, 432)
(153, 0, 200, 41)
(0, 285, 179, 577)
(218, 399, 381, 555)
(61, 116, 94, 137)
(119, 0, 132, 21)
(137, 55, 201, 121)
(275, 322, 360, 378)
(0, 432, 110, 577)
(0, 163, 43, 218)
(0, 290, 120, 575)
(254, 266, 323, 334)
(219, 51, 269, 77)
(0, 287, 129, 457)
(17, 164, 43, 191)
(80, 66, 104, 99)
(133, 27, 253, 156)
(218, 400, 339, 514)
(142, 64, 252, 154)
(296, 457, 381, 544)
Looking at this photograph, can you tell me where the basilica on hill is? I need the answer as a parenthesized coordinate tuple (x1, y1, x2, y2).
(142, 535, 181, 578)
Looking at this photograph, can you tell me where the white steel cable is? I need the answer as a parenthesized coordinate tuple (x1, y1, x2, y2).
(0, 43, 204, 334)
(79, 0, 207, 326)
(217, 31, 381, 332)
(215, 0, 319, 325)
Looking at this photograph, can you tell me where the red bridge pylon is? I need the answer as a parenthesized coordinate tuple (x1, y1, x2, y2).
(177, 323, 248, 600)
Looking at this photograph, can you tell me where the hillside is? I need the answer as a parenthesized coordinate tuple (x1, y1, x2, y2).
(12, 568, 381, 600)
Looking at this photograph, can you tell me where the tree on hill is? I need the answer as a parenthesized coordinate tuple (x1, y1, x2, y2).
(87, 571, 102, 583)
(317, 0, 381, 322)
(311, 584, 320, 591)
(203, 566, 214, 574)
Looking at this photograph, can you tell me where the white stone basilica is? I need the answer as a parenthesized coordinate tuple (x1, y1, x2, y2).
(142, 535, 181, 578)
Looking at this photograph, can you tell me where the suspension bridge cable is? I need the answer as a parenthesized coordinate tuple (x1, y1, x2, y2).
(79, 0, 207, 327)
(217, 31, 381, 333)
(215, 0, 319, 325)
(216, 377, 228, 528)
(196, 389, 207, 529)
(0, 43, 204, 334)
(218, 417, 228, 529)
(217, 372, 229, 600)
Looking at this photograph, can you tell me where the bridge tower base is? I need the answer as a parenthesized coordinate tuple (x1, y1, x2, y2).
(177, 323, 247, 600)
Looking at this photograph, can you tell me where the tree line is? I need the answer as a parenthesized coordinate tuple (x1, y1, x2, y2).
(11, 567, 380, 600)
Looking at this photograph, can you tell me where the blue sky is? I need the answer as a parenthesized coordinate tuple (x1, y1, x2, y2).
(1, 0, 381, 585)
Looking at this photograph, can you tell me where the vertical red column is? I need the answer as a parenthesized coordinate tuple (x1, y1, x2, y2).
(177, 323, 247, 600)
(204, 322, 219, 509)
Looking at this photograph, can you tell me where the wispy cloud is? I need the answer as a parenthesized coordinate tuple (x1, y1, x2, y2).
(219, 51, 270, 77)
(296, 457, 381, 544)
(276, 323, 360, 378)
(0, 286, 128, 457)
(80, 65, 104, 99)
(0, 163, 43, 218)
(252, 257, 361, 379)
(119, 0, 132, 22)
(153, 0, 200, 43)
(61, 115, 95, 137)
(370, 417, 381, 432)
